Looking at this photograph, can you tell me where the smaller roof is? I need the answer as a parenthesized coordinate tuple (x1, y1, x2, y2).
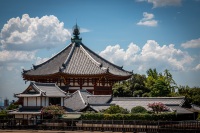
(16, 82, 66, 97)
(111, 97, 185, 111)
(64, 90, 112, 111)
(167, 105, 193, 114)
(90, 104, 111, 112)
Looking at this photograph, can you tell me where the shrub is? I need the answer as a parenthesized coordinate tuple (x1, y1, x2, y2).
(131, 106, 147, 114)
(148, 102, 168, 114)
(81, 112, 176, 121)
(41, 105, 65, 119)
(102, 105, 129, 114)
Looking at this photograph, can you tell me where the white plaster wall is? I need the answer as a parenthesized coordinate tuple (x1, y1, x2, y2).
(36, 97, 41, 106)
(88, 82, 93, 86)
(74, 83, 79, 86)
(28, 97, 36, 106)
(23, 97, 27, 106)
(41, 97, 46, 106)
(83, 87, 94, 90)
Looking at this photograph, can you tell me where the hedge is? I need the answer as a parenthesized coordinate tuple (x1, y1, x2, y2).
(81, 112, 176, 121)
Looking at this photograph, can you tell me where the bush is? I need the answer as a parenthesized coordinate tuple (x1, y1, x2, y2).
(41, 105, 65, 119)
(102, 105, 129, 114)
(148, 102, 168, 114)
(81, 112, 176, 121)
(0, 110, 8, 119)
(131, 106, 147, 114)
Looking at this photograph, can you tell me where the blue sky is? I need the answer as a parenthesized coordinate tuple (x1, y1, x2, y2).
(0, 0, 200, 101)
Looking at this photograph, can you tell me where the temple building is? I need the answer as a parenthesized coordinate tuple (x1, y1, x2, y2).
(22, 24, 132, 95)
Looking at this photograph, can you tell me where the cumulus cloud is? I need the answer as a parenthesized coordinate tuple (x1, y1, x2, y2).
(137, 12, 158, 27)
(35, 57, 50, 65)
(0, 14, 71, 51)
(136, 0, 182, 8)
(181, 38, 200, 49)
(99, 40, 193, 72)
(194, 64, 200, 71)
(0, 50, 35, 63)
(99, 43, 140, 66)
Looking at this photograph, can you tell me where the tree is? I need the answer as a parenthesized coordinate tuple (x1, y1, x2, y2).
(145, 68, 177, 97)
(41, 105, 65, 119)
(150, 78, 171, 97)
(178, 86, 200, 106)
(131, 106, 147, 114)
(102, 105, 129, 114)
(112, 83, 132, 97)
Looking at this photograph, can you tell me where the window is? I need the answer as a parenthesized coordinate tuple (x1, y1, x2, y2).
(49, 97, 61, 106)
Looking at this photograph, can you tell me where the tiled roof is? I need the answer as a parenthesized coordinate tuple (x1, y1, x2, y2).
(167, 105, 193, 114)
(111, 97, 185, 111)
(23, 42, 132, 77)
(64, 90, 112, 111)
(16, 82, 66, 97)
(33, 82, 66, 97)
(24, 44, 73, 75)
(90, 104, 111, 112)
(64, 90, 88, 111)
(87, 95, 112, 104)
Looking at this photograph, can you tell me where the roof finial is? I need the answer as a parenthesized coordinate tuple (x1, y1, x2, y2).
(71, 22, 82, 43)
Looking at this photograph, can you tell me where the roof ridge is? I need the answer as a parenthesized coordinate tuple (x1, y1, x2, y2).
(80, 45, 102, 67)
(32, 82, 45, 94)
(88, 95, 111, 97)
(113, 96, 185, 100)
(78, 90, 86, 105)
(62, 43, 76, 69)
(54, 84, 66, 94)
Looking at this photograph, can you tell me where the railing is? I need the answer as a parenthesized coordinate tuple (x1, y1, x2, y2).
(0, 119, 200, 132)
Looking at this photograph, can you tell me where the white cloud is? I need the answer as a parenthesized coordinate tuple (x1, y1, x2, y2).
(0, 14, 71, 51)
(80, 28, 91, 33)
(99, 40, 193, 72)
(35, 57, 49, 65)
(137, 12, 158, 27)
(136, 0, 182, 8)
(99, 43, 140, 66)
(194, 64, 200, 71)
(0, 50, 35, 63)
(181, 38, 200, 48)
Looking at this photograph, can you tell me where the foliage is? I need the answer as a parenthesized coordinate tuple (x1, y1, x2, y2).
(41, 105, 65, 119)
(112, 68, 177, 97)
(178, 86, 200, 106)
(112, 83, 132, 97)
(6, 104, 19, 110)
(81, 112, 176, 121)
(148, 102, 168, 114)
(0, 110, 8, 119)
(102, 105, 129, 114)
(131, 106, 147, 114)
(145, 68, 177, 97)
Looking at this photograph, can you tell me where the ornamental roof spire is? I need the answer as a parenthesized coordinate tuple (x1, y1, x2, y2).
(71, 23, 82, 43)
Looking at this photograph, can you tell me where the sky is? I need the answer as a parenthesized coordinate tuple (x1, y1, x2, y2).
(0, 0, 200, 101)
